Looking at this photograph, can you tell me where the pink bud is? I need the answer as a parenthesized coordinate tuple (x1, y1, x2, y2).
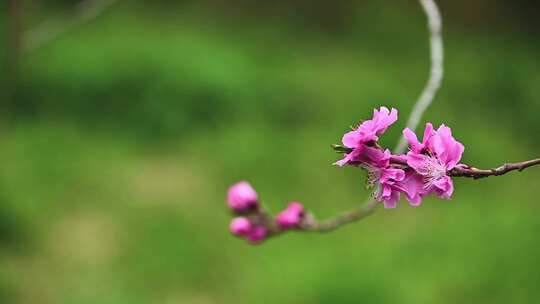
(246, 225, 267, 244)
(229, 217, 252, 236)
(276, 202, 305, 229)
(227, 181, 258, 212)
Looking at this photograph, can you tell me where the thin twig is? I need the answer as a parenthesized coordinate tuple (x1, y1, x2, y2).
(21, 0, 118, 54)
(265, 199, 378, 238)
(449, 158, 540, 179)
(307, 198, 378, 232)
(394, 0, 444, 154)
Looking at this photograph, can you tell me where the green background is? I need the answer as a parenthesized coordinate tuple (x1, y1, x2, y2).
(1, 1, 539, 303)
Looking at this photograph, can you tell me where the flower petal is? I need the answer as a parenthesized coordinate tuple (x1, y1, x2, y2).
(446, 141, 464, 170)
(431, 124, 464, 169)
(406, 152, 430, 175)
(373, 107, 398, 135)
(362, 147, 391, 167)
(342, 130, 362, 148)
(380, 167, 406, 184)
(377, 184, 401, 208)
(334, 152, 354, 167)
(397, 171, 425, 206)
(403, 128, 422, 153)
(333, 146, 367, 167)
(433, 176, 454, 199)
(422, 122, 435, 147)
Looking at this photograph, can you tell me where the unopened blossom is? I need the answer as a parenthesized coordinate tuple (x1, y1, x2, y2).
(276, 202, 305, 229)
(404, 124, 465, 200)
(229, 217, 252, 236)
(227, 181, 258, 212)
(336, 106, 398, 167)
(246, 225, 267, 244)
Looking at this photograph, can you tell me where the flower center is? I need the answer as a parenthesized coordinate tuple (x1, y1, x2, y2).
(363, 164, 381, 189)
(423, 156, 447, 189)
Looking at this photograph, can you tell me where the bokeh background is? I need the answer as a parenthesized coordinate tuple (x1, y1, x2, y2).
(1, 0, 540, 303)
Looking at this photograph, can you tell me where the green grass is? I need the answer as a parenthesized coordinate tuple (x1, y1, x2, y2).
(1, 3, 540, 304)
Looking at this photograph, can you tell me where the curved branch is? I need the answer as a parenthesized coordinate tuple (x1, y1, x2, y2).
(264, 199, 378, 237)
(308, 0, 444, 233)
(394, 0, 444, 154)
(305, 199, 378, 233)
(231, 0, 446, 241)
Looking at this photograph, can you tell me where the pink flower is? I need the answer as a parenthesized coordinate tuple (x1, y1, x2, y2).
(335, 146, 408, 208)
(397, 171, 424, 206)
(405, 124, 465, 200)
(276, 202, 305, 229)
(334, 146, 366, 167)
(342, 106, 398, 148)
(373, 167, 406, 208)
(336, 106, 397, 167)
(335, 145, 388, 167)
(229, 217, 252, 236)
(246, 225, 267, 244)
(227, 181, 258, 212)
(403, 123, 434, 153)
(357, 147, 406, 208)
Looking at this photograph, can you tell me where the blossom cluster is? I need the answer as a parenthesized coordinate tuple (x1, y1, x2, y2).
(224, 106, 465, 244)
(226, 181, 305, 244)
(335, 106, 465, 208)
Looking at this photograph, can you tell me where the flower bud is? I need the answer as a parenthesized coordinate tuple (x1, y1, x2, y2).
(227, 181, 258, 212)
(276, 202, 305, 229)
(229, 217, 252, 236)
(246, 225, 267, 244)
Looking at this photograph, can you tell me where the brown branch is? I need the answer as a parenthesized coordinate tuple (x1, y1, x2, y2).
(332, 145, 540, 179)
(449, 158, 540, 179)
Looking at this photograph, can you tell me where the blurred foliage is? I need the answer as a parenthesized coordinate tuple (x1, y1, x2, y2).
(0, 1, 539, 304)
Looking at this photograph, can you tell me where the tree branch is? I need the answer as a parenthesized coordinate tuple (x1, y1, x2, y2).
(304, 198, 378, 232)
(449, 158, 540, 179)
(264, 199, 379, 237)
(230, 0, 446, 241)
(394, 0, 444, 154)
(332, 145, 540, 179)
